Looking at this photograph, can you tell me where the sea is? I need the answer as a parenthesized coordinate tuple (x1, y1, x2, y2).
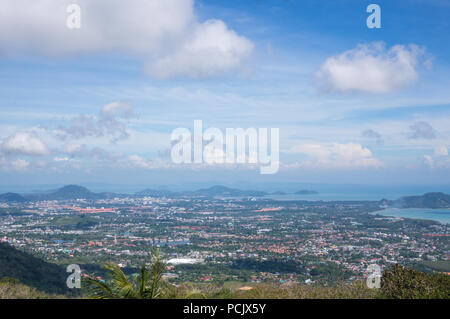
(370, 208, 450, 225)
(262, 184, 450, 201)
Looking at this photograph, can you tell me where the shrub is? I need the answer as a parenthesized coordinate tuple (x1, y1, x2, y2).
(379, 264, 450, 299)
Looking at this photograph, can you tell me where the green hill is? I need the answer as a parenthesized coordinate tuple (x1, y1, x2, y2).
(397, 192, 450, 208)
(0, 192, 27, 203)
(0, 243, 70, 294)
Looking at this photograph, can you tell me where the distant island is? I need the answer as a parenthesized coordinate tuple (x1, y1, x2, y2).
(294, 190, 319, 195)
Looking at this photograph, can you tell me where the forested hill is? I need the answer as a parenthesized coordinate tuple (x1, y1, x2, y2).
(395, 192, 450, 208)
(0, 243, 69, 294)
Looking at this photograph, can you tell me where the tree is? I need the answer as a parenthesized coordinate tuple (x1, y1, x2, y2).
(380, 264, 450, 299)
(84, 249, 166, 299)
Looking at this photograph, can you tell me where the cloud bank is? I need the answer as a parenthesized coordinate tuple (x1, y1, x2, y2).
(286, 143, 383, 169)
(0, 0, 253, 79)
(56, 101, 134, 142)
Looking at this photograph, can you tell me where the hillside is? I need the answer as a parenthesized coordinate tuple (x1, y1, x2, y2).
(0, 192, 27, 203)
(396, 192, 450, 208)
(46, 185, 96, 200)
(0, 278, 66, 299)
(0, 243, 70, 294)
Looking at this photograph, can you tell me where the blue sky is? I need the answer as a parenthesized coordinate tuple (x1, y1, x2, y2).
(0, 0, 449, 190)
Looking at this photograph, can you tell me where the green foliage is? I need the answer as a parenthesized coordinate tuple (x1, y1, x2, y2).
(159, 281, 377, 299)
(379, 264, 450, 299)
(0, 243, 70, 294)
(417, 260, 450, 273)
(84, 249, 166, 299)
(49, 215, 98, 229)
(0, 280, 67, 299)
(231, 258, 304, 273)
(309, 262, 352, 282)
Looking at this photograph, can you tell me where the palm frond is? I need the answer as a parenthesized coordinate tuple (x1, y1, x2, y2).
(137, 265, 149, 297)
(103, 262, 138, 298)
(84, 248, 166, 299)
(83, 276, 117, 299)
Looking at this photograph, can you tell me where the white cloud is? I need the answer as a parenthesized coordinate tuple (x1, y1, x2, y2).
(100, 101, 134, 121)
(286, 143, 383, 168)
(434, 146, 448, 156)
(0, 0, 253, 79)
(11, 159, 30, 171)
(424, 146, 450, 169)
(332, 143, 372, 159)
(2, 132, 50, 156)
(127, 155, 171, 170)
(56, 101, 134, 142)
(287, 144, 332, 159)
(316, 42, 429, 93)
(144, 19, 253, 79)
(423, 155, 434, 168)
(128, 155, 152, 169)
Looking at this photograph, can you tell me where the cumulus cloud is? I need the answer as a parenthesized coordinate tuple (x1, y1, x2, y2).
(434, 146, 448, 156)
(423, 146, 450, 169)
(144, 19, 253, 79)
(409, 121, 436, 139)
(56, 101, 134, 142)
(362, 129, 383, 143)
(0, 0, 253, 79)
(288, 144, 332, 159)
(316, 42, 430, 93)
(127, 155, 171, 170)
(62, 143, 110, 159)
(10, 159, 30, 171)
(286, 143, 383, 168)
(128, 155, 152, 169)
(1, 132, 50, 156)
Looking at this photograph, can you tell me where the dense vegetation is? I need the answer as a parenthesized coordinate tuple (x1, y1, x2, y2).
(0, 243, 70, 294)
(380, 264, 449, 299)
(395, 192, 450, 208)
(0, 277, 66, 299)
(162, 265, 449, 299)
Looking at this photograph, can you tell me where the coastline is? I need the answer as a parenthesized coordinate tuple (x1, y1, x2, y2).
(371, 208, 450, 225)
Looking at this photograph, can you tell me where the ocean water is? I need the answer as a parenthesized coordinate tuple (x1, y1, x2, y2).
(371, 208, 450, 224)
(262, 184, 450, 201)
